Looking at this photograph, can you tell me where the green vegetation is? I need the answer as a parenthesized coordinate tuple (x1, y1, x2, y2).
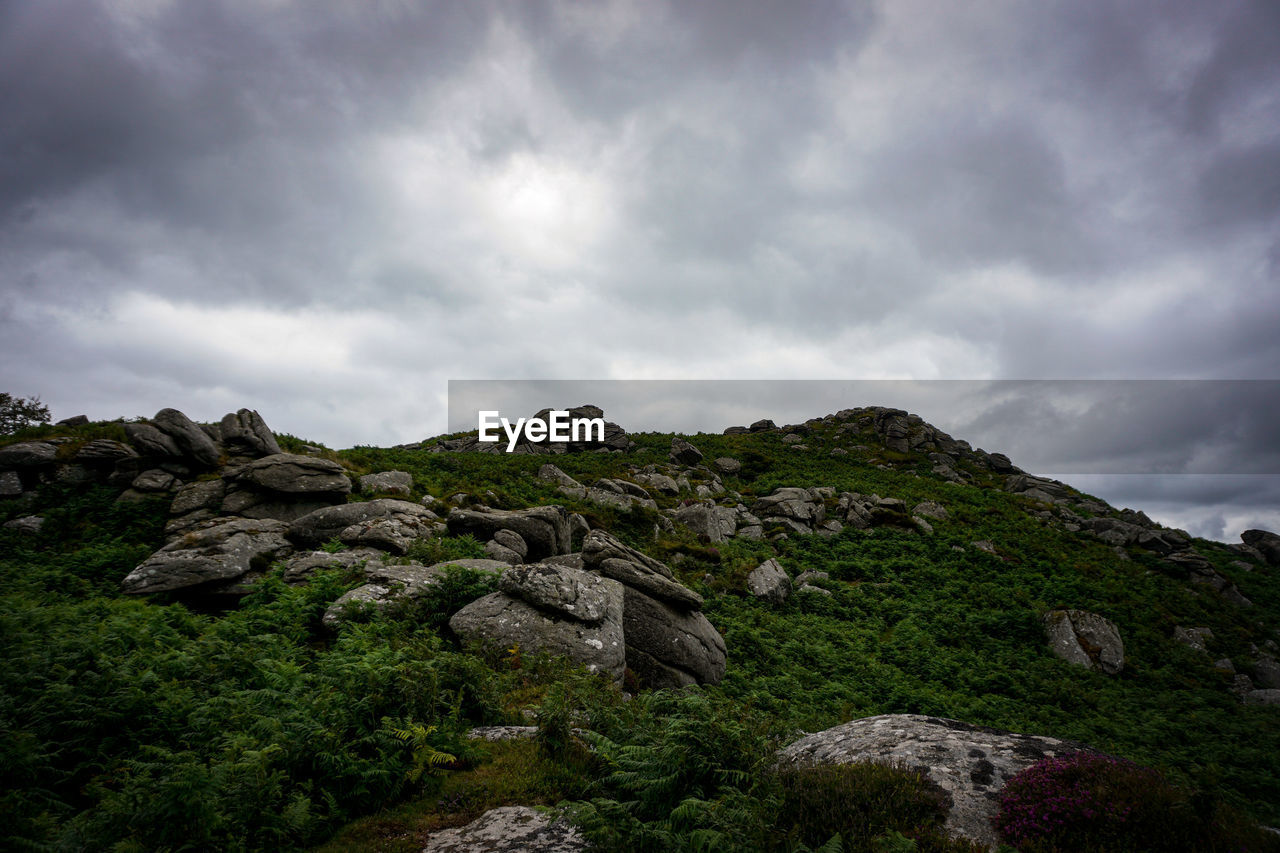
(2, 415, 1278, 850)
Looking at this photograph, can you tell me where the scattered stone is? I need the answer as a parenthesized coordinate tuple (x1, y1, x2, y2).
(669, 437, 703, 466)
(538, 464, 582, 489)
(3, 515, 44, 534)
(777, 714, 1096, 849)
(422, 805, 586, 853)
(1044, 609, 1125, 674)
(1173, 626, 1213, 654)
(913, 501, 948, 521)
(359, 470, 412, 496)
(746, 558, 791, 604)
(712, 457, 741, 475)
(971, 540, 997, 554)
(673, 501, 737, 543)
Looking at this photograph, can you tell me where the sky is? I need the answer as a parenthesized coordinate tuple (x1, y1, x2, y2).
(2, 1, 1278, 541)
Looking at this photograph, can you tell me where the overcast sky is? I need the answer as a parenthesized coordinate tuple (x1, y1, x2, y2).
(2, 1, 1278, 541)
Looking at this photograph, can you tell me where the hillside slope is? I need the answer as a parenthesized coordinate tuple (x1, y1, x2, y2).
(1, 405, 1277, 851)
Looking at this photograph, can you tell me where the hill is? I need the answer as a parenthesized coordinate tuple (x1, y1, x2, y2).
(1, 404, 1277, 851)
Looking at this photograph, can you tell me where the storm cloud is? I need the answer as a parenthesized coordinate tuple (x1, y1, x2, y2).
(2, 0, 1277, 539)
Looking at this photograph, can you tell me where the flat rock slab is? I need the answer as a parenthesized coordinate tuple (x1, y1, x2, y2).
(229, 453, 351, 497)
(423, 805, 585, 852)
(499, 562, 618, 624)
(288, 499, 431, 546)
(122, 517, 292, 594)
(777, 714, 1094, 849)
(447, 506, 572, 562)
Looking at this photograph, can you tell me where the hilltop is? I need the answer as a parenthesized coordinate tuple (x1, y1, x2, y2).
(1, 404, 1278, 851)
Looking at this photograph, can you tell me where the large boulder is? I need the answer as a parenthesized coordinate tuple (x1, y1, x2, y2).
(673, 501, 737, 543)
(359, 470, 412, 496)
(287, 499, 428, 546)
(218, 409, 281, 458)
(1044, 609, 1125, 674)
(423, 805, 586, 853)
(1242, 529, 1280, 566)
(581, 529, 702, 609)
(746, 558, 791, 604)
(778, 714, 1096, 849)
(446, 505, 572, 562)
(450, 566, 626, 684)
(669, 436, 703, 466)
(0, 441, 57, 468)
(228, 453, 352, 497)
(124, 423, 182, 458)
(73, 439, 138, 466)
(122, 517, 292, 594)
(152, 408, 221, 468)
(621, 586, 726, 688)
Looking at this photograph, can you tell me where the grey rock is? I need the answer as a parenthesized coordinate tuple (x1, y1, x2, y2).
(289, 499, 434, 547)
(447, 505, 572, 562)
(124, 423, 182, 458)
(152, 408, 221, 467)
(1173, 626, 1213, 653)
(170, 479, 227, 515)
(1244, 689, 1280, 706)
(0, 441, 57, 468)
(673, 501, 737, 543)
(712, 457, 742, 476)
(218, 409, 282, 458)
(971, 540, 997, 554)
(493, 528, 528, 557)
(3, 515, 44, 534)
(229, 453, 351, 497)
(632, 471, 679, 495)
(749, 419, 776, 432)
(485, 541, 523, 565)
(123, 517, 292, 594)
(132, 469, 177, 492)
(746, 558, 791, 604)
(669, 437, 703, 466)
(467, 726, 538, 741)
(1242, 529, 1280, 566)
(1044, 609, 1125, 674)
(538, 464, 582, 489)
(913, 501, 948, 521)
(622, 587, 726, 688)
(422, 805, 586, 853)
(0, 470, 24, 496)
(499, 562, 621, 624)
(450, 590, 625, 683)
(340, 510, 435, 555)
(323, 562, 449, 628)
(777, 714, 1094, 849)
(73, 439, 138, 465)
(782, 433, 804, 445)
(56, 414, 89, 427)
(280, 548, 384, 583)
(1254, 657, 1280, 689)
(359, 470, 413, 496)
(582, 529, 702, 609)
(568, 513, 590, 546)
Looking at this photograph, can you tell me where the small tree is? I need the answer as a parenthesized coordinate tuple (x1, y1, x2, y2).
(0, 393, 52, 435)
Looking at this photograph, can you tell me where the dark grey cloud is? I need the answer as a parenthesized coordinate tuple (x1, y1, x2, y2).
(2, 0, 1278, 539)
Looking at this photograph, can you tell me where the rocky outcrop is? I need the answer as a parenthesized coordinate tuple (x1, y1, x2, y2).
(746, 558, 790, 604)
(450, 563, 626, 683)
(218, 409, 282, 459)
(447, 506, 572, 562)
(121, 517, 292, 594)
(423, 805, 586, 852)
(226, 454, 351, 497)
(1242, 529, 1280, 567)
(581, 529, 725, 688)
(322, 561, 452, 628)
(673, 501, 737, 543)
(359, 470, 412, 496)
(1044, 609, 1125, 674)
(778, 714, 1095, 849)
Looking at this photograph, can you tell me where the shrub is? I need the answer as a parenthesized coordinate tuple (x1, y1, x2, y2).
(994, 752, 1280, 852)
